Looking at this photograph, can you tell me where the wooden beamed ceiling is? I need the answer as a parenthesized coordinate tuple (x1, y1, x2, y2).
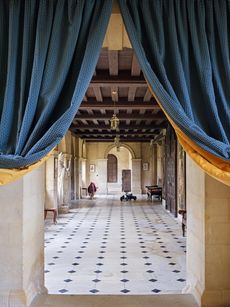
(70, 48, 167, 142)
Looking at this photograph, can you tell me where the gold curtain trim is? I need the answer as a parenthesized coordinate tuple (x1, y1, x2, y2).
(0, 151, 52, 186)
(147, 84, 230, 186)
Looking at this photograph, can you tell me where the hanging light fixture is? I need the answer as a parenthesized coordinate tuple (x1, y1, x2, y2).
(114, 134, 120, 152)
(110, 90, 119, 131)
(110, 114, 119, 130)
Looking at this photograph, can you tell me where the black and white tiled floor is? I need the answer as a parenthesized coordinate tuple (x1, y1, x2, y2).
(45, 195, 186, 295)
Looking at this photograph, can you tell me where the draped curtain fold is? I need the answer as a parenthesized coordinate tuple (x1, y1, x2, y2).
(119, 0, 230, 185)
(0, 0, 113, 172)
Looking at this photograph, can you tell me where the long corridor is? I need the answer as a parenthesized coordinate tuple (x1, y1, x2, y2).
(44, 196, 186, 295)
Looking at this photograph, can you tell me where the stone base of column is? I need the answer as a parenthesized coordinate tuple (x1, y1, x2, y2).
(0, 286, 48, 307)
(201, 290, 230, 307)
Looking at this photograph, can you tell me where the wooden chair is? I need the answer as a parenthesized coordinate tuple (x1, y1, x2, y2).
(44, 208, 57, 224)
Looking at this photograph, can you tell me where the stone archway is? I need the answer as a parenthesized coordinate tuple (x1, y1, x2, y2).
(104, 143, 136, 160)
(104, 143, 141, 195)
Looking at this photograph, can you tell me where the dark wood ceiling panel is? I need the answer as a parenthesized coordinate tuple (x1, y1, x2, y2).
(108, 50, 118, 76)
(131, 54, 141, 76)
(71, 48, 168, 142)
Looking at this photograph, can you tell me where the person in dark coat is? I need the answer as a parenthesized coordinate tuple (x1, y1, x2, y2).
(88, 182, 97, 199)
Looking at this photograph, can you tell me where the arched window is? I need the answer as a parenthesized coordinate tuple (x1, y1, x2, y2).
(107, 154, 117, 183)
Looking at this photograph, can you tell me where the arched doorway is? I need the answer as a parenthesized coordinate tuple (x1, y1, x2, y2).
(106, 145, 132, 194)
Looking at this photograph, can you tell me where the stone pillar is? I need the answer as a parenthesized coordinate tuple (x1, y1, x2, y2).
(45, 152, 58, 209)
(132, 158, 142, 194)
(185, 156, 230, 307)
(62, 153, 72, 206)
(95, 159, 108, 194)
(73, 157, 78, 199)
(0, 165, 46, 307)
(201, 174, 230, 306)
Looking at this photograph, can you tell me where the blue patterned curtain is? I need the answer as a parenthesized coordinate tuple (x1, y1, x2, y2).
(0, 0, 113, 168)
(119, 0, 230, 162)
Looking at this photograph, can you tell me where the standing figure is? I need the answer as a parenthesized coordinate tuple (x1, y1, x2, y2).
(88, 182, 97, 199)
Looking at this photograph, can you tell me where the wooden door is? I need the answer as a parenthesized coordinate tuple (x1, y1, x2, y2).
(165, 125, 177, 216)
(122, 169, 131, 192)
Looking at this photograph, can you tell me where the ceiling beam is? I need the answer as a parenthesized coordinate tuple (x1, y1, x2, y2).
(131, 54, 141, 76)
(81, 136, 155, 142)
(74, 112, 165, 120)
(90, 71, 146, 88)
(79, 99, 160, 110)
(72, 131, 159, 136)
(71, 122, 166, 130)
(108, 50, 118, 75)
(93, 87, 103, 101)
(144, 88, 153, 102)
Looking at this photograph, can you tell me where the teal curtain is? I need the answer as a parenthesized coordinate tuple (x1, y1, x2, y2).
(119, 0, 230, 161)
(0, 0, 113, 168)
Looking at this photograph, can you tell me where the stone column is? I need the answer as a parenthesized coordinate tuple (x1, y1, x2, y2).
(132, 158, 142, 194)
(45, 152, 58, 209)
(0, 165, 46, 307)
(185, 156, 230, 307)
(62, 153, 72, 206)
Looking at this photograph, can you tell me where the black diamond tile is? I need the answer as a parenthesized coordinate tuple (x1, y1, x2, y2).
(120, 270, 128, 273)
(75, 256, 82, 259)
(96, 263, 103, 266)
(90, 289, 99, 293)
(120, 256, 127, 259)
(64, 279, 72, 282)
(57, 251, 63, 253)
(120, 263, 128, 266)
(165, 256, 172, 259)
(120, 289, 130, 293)
(44, 270, 50, 273)
(145, 262, 152, 266)
(92, 279, 101, 283)
(169, 262, 176, 266)
(48, 263, 55, 265)
(177, 278, 186, 282)
(146, 270, 154, 273)
(152, 289, 161, 293)
(98, 256, 104, 259)
(68, 270, 76, 273)
(72, 263, 79, 266)
(143, 256, 149, 259)
(121, 278, 129, 282)
(94, 270, 102, 273)
(173, 270, 180, 273)
(59, 289, 68, 293)
(53, 256, 59, 259)
(149, 278, 157, 282)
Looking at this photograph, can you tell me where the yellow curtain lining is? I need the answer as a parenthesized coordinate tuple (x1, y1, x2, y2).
(147, 84, 230, 187)
(0, 151, 52, 186)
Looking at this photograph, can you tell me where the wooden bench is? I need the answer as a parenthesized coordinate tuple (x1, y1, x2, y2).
(146, 185, 162, 201)
(44, 208, 57, 224)
(178, 209, 186, 236)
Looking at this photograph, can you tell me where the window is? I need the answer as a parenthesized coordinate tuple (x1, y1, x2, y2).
(107, 154, 117, 182)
